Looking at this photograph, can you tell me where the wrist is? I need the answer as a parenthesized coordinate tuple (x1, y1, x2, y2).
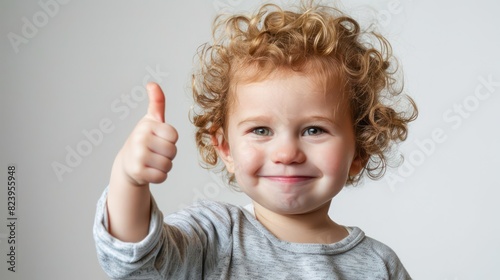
(111, 152, 148, 189)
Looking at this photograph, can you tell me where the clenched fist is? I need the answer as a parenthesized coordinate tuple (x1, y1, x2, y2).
(116, 82, 178, 186)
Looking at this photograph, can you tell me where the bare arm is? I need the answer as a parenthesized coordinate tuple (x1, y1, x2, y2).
(106, 83, 178, 242)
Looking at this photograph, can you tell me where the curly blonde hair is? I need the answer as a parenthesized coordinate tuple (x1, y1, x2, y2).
(191, 1, 417, 185)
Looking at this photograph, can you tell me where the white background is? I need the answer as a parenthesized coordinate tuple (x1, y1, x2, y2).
(1, 0, 499, 279)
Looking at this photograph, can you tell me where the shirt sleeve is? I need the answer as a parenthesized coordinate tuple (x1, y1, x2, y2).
(371, 238, 412, 280)
(385, 248, 412, 280)
(93, 187, 165, 279)
(93, 188, 233, 279)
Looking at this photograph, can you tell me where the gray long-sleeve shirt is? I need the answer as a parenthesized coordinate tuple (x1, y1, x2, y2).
(93, 188, 411, 279)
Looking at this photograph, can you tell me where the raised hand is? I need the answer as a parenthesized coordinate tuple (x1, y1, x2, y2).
(118, 82, 178, 186)
(107, 82, 178, 242)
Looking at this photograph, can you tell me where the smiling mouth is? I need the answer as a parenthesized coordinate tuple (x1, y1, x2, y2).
(261, 176, 315, 184)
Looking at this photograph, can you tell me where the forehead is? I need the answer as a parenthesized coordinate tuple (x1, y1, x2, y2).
(228, 71, 351, 122)
(228, 66, 348, 112)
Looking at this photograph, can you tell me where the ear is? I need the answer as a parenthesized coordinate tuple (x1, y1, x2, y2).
(348, 155, 366, 177)
(212, 130, 235, 173)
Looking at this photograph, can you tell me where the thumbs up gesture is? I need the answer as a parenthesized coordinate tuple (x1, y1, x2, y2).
(115, 82, 178, 186)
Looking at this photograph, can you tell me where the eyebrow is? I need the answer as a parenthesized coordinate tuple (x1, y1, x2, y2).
(306, 116, 342, 130)
(236, 116, 273, 128)
(236, 115, 341, 128)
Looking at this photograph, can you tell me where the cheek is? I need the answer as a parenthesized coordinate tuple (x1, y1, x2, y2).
(318, 143, 353, 177)
(231, 141, 265, 175)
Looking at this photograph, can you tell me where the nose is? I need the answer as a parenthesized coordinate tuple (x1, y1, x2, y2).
(270, 138, 306, 165)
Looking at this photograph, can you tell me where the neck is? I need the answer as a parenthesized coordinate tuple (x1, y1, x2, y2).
(253, 201, 348, 244)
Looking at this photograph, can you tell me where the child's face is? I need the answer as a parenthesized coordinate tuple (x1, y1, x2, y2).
(217, 71, 362, 215)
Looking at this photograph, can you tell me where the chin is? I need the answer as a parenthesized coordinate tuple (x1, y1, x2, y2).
(269, 200, 330, 215)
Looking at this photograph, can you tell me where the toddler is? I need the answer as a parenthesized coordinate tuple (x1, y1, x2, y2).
(94, 1, 417, 279)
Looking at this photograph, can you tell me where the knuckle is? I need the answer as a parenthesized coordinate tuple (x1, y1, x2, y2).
(164, 160, 173, 173)
(150, 172, 167, 184)
(170, 145, 177, 158)
(171, 127, 179, 142)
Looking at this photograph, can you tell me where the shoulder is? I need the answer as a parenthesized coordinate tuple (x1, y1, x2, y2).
(357, 234, 402, 263)
(351, 232, 411, 279)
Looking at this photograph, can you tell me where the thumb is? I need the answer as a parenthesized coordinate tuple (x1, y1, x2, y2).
(146, 82, 165, 123)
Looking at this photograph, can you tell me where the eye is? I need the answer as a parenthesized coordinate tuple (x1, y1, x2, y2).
(252, 127, 272, 136)
(303, 126, 325, 136)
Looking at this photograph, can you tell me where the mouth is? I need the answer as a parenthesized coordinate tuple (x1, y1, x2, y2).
(260, 176, 315, 184)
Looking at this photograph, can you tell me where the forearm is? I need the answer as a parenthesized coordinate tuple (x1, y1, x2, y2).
(107, 154, 152, 242)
